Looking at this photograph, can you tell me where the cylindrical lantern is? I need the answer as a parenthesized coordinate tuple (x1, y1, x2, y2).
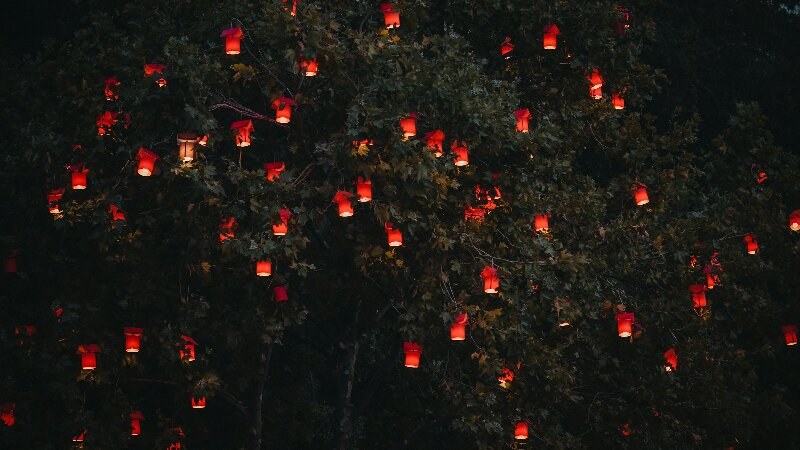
(689, 284, 708, 308)
(613, 93, 625, 110)
(71, 169, 87, 190)
(481, 266, 500, 294)
(136, 148, 159, 177)
(514, 421, 528, 440)
(191, 397, 207, 409)
(400, 114, 417, 138)
(356, 177, 372, 202)
(452, 141, 469, 166)
(73, 430, 86, 442)
(177, 133, 198, 162)
(616, 312, 634, 337)
(590, 86, 603, 99)
(664, 348, 678, 372)
(789, 209, 800, 231)
(498, 367, 515, 388)
(534, 214, 549, 233)
(265, 162, 286, 181)
(424, 130, 445, 157)
(543, 24, 560, 49)
(385, 222, 403, 247)
(219, 217, 236, 242)
(500, 37, 514, 58)
(130, 411, 144, 436)
(705, 272, 717, 290)
(220, 27, 244, 55)
(256, 260, 272, 277)
(633, 184, 649, 206)
(104, 76, 120, 101)
(587, 68, 604, 90)
(381, 2, 400, 29)
(274, 285, 289, 303)
(124, 327, 143, 353)
(783, 325, 798, 346)
(514, 108, 531, 133)
(273, 209, 291, 236)
(272, 97, 296, 124)
(78, 344, 100, 370)
(181, 335, 197, 362)
(450, 313, 468, 341)
(743, 234, 759, 254)
(300, 58, 318, 77)
(333, 191, 354, 218)
(230, 120, 254, 147)
(403, 342, 421, 368)
(48, 189, 64, 214)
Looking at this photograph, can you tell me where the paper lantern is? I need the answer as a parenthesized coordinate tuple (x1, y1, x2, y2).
(543, 24, 560, 49)
(300, 57, 318, 77)
(616, 312, 634, 337)
(230, 120, 254, 147)
(144, 63, 167, 87)
(452, 140, 469, 166)
(77, 344, 100, 370)
(385, 222, 403, 247)
(534, 214, 549, 233)
(273, 209, 291, 236)
(403, 342, 421, 368)
(333, 191, 354, 217)
(198, 135, 209, 146)
(96, 111, 119, 135)
(500, 37, 514, 59)
(180, 335, 197, 362)
(783, 325, 798, 346)
(124, 327, 143, 353)
(130, 411, 144, 436)
(400, 114, 417, 138)
(0, 403, 14, 427)
(356, 177, 372, 202)
(272, 97, 296, 124)
(743, 233, 759, 254)
(613, 92, 625, 110)
(590, 86, 603, 100)
(73, 430, 86, 443)
(136, 147, 159, 177)
(104, 76, 120, 101)
(265, 162, 286, 181)
(47, 188, 64, 214)
(424, 129, 445, 157)
(705, 271, 719, 290)
(191, 397, 207, 409)
(789, 209, 800, 231)
(219, 217, 237, 242)
(464, 205, 485, 222)
(14, 325, 36, 346)
(69, 164, 88, 190)
(632, 183, 649, 206)
(380, 2, 400, 29)
(450, 313, 468, 341)
(664, 348, 678, 372)
(498, 367, 514, 388)
(481, 266, 500, 294)
(220, 27, 244, 55)
(109, 204, 126, 222)
(616, 6, 632, 37)
(282, 0, 298, 16)
(177, 133, 199, 162)
(587, 68, 604, 90)
(274, 285, 289, 303)
(514, 108, 531, 133)
(514, 421, 528, 440)
(256, 260, 272, 277)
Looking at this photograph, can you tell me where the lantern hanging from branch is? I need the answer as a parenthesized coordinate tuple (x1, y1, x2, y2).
(73, 430, 86, 443)
(782, 325, 798, 346)
(450, 313, 468, 341)
(220, 27, 244, 55)
(177, 133, 199, 162)
(191, 397, 207, 409)
(124, 327, 143, 353)
(264, 162, 286, 181)
(333, 191, 354, 217)
(632, 182, 649, 206)
(104, 76, 120, 101)
(256, 260, 272, 277)
(664, 348, 678, 372)
(47, 188, 64, 214)
(500, 37, 514, 59)
(587, 68, 604, 90)
(14, 325, 36, 346)
(0, 403, 15, 427)
(380, 2, 400, 29)
(464, 205, 486, 222)
(299, 57, 318, 77)
(743, 233, 759, 254)
(481, 266, 500, 294)
(136, 147, 159, 177)
(230, 120, 253, 147)
(590, 86, 603, 100)
(77, 344, 100, 370)
(613, 92, 625, 109)
(198, 135, 209, 146)
(355, 177, 372, 202)
(144, 63, 167, 87)
(274, 285, 289, 303)
(616, 312, 634, 338)
(704, 265, 720, 290)
(534, 214, 550, 233)
(616, 5, 632, 37)
(514, 108, 532, 133)
(130, 411, 144, 436)
(273, 209, 291, 236)
(109, 204, 126, 222)
(789, 209, 800, 231)
(96, 111, 118, 136)
(498, 367, 515, 389)
(272, 97, 296, 124)
(282, 0, 298, 16)
(180, 335, 197, 362)
(403, 342, 421, 368)
(543, 23, 561, 49)
(452, 140, 469, 166)
(400, 114, 417, 138)
(514, 421, 529, 440)
(219, 217, 237, 242)
(424, 129, 445, 157)
(68, 164, 88, 190)
(385, 222, 403, 247)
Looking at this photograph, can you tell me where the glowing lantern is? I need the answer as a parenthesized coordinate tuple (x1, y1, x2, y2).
(705, 271, 719, 290)
(136, 148, 159, 177)
(256, 260, 272, 277)
(380, 2, 400, 29)
(616, 6, 632, 37)
(424, 129, 445, 157)
(109, 204, 126, 222)
(632, 183, 649, 206)
(783, 325, 798, 346)
(300, 57, 318, 77)
(590, 86, 603, 99)
(743, 233, 759, 254)
(498, 367, 514, 388)
(130, 411, 144, 436)
(96, 111, 118, 135)
(385, 222, 403, 247)
(789, 209, 800, 231)
(399, 114, 417, 138)
(333, 191, 354, 217)
(514, 421, 528, 440)
(452, 140, 469, 166)
(274, 285, 289, 303)
(272, 97, 296, 124)
(543, 24, 560, 49)
(756, 170, 768, 184)
(533, 214, 549, 233)
(69, 164, 88, 190)
(191, 397, 207, 409)
(14, 325, 36, 346)
(219, 217, 237, 242)
(177, 133, 199, 162)
(230, 120, 253, 147)
(664, 348, 678, 372)
(613, 92, 625, 109)
(180, 335, 197, 362)
(282, 0, 298, 16)
(220, 27, 244, 55)
(73, 430, 86, 443)
(481, 266, 500, 294)
(264, 162, 286, 181)
(104, 76, 120, 101)
(356, 177, 372, 202)
(500, 37, 514, 59)
(514, 108, 532, 133)
(450, 313, 468, 341)
(403, 342, 421, 368)
(124, 327, 143, 353)
(616, 312, 634, 337)
(273, 209, 291, 236)
(198, 135, 209, 146)
(464, 205, 485, 222)
(77, 344, 100, 370)
(587, 69, 604, 90)
(144, 63, 167, 87)
(0, 403, 14, 427)
(48, 188, 64, 214)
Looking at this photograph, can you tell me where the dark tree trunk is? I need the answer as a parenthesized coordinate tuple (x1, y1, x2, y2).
(248, 344, 273, 450)
(336, 300, 362, 450)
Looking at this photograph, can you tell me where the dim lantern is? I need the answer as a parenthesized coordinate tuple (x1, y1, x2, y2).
(274, 285, 289, 303)
(543, 24, 561, 49)
(230, 120, 254, 147)
(481, 266, 500, 294)
(177, 133, 199, 162)
(590, 86, 603, 100)
(616, 312, 634, 337)
(356, 177, 372, 202)
(380, 2, 400, 29)
(256, 260, 272, 277)
(613, 92, 625, 109)
(403, 342, 421, 368)
(789, 209, 800, 231)
(632, 183, 650, 206)
(743, 233, 759, 254)
(514, 108, 532, 133)
(180, 335, 197, 362)
(272, 97, 296, 124)
(464, 205, 485, 222)
(69, 164, 88, 190)
(500, 37, 514, 58)
(191, 397, 207, 409)
(514, 421, 529, 440)
(124, 327, 143, 353)
(264, 162, 286, 181)
(220, 27, 244, 55)
(273, 209, 291, 236)
(783, 325, 798, 346)
(136, 148, 159, 177)
(664, 348, 678, 372)
(333, 191, 354, 217)
(689, 284, 707, 308)
(300, 57, 318, 77)
(450, 313, 468, 341)
(534, 214, 550, 233)
(498, 367, 515, 389)
(385, 222, 403, 247)
(400, 114, 417, 138)
(452, 140, 469, 166)
(104, 76, 120, 101)
(144, 63, 167, 87)
(0, 403, 15, 427)
(78, 344, 101, 370)
(130, 411, 144, 436)
(48, 189, 64, 214)
(424, 129, 445, 157)
(219, 217, 237, 242)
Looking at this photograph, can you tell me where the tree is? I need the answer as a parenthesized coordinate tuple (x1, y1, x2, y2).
(1, 0, 799, 449)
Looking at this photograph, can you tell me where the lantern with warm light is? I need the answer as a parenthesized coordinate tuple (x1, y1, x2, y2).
(664, 348, 678, 372)
(613, 92, 625, 109)
(144, 64, 167, 87)
(514, 421, 529, 440)
(69, 164, 88, 190)
(356, 177, 372, 202)
(198, 135, 209, 146)
(104, 76, 120, 101)
(403, 342, 421, 368)
(264, 162, 285, 181)
(385, 222, 403, 247)
(124, 327, 143, 353)
(543, 24, 561, 49)
(230, 120, 253, 147)
(0, 403, 14, 427)
(380, 2, 400, 29)
(283, 0, 298, 16)
(274, 285, 289, 303)
(743, 233, 759, 254)
(96, 111, 118, 135)
(177, 133, 199, 162)
(534, 214, 550, 233)
(78, 344, 100, 370)
(500, 37, 514, 58)
(587, 68, 604, 90)
(481, 266, 500, 294)
(73, 430, 86, 443)
(272, 97, 296, 124)
(219, 217, 237, 242)
(130, 411, 144, 436)
(333, 191, 354, 217)
(498, 367, 515, 389)
(789, 209, 800, 231)
(452, 140, 469, 166)
(109, 204, 126, 222)
(220, 27, 244, 55)
(705, 270, 719, 290)
(191, 397, 207, 409)
(514, 108, 531, 133)
(136, 148, 159, 177)
(450, 313, 468, 341)
(464, 205, 485, 222)
(424, 129, 445, 157)
(400, 114, 417, 138)
(616, 312, 634, 337)
(632, 183, 649, 206)
(299, 57, 318, 77)
(180, 335, 197, 362)
(48, 188, 64, 214)
(590, 86, 603, 100)
(273, 209, 291, 236)
(783, 325, 798, 346)
(256, 260, 272, 277)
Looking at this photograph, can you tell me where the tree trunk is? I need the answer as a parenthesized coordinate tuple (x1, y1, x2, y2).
(336, 300, 362, 449)
(248, 344, 273, 450)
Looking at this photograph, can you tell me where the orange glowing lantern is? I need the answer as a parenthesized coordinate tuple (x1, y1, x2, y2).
(180, 335, 197, 362)
(399, 114, 417, 138)
(274, 285, 289, 303)
(783, 325, 798, 346)
(500, 37, 514, 58)
(177, 133, 199, 162)
(48, 188, 64, 214)
(273, 209, 291, 236)
(333, 191, 354, 217)
(69, 164, 88, 190)
(96, 111, 118, 135)
(264, 162, 286, 181)
(403, 342, 421, 368)
(73, 430, 86, 443)
(664, 348, 678, 372)
(743, 233, 759, 254)
(104, 76, 120, 101)
(616, 312, 634, 337)
(789, 209, 800, 231)
(356, 177, 372, 202)
(464, 205, 485, 222)
(0, 403, 15, 427)
(514, 421, 528, 440)
(613, 92, 625, 109)
(219, 217, 237, 242)
(450, 313, 468, 341)
(144, 63, 167, 87)
(282, 0, 298, 16)
(534, 214, 549, 233)
(514, 108, 532, 133)
(197, 135, 209, 146)
(481, 266, 500, 294)
(272, 97, 296, 124)
(632, 183, 649, 206)
(130, 411, 144, 436)
(452, 140, 469, 166)
(136, 147, 159, 177)
(220, 27, 244, 55)
(705, 271, 719, 290)
(14, 325, 36, 346)
(385, 222, 403, 247)
(230, 120, 253, 147)
(380, 2, 400, 29)
(109, 204, 126, 222)
(424, 129, 445, 157)
(543, 24, 560, 49)
(300, 57, 318, 77)
(256, 260, 272, 277)
(590, 86, 603, 99)
(587, 68, 604, 90)
(124, 327, 143, 353)
(191, 397, 207, 409)
(498, 367, 515, 388)
(78, 344, 100, 370)
(616, 6, 632, 37)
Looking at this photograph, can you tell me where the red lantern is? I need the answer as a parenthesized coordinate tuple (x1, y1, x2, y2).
(705, 271, 719, 290)
(264, 162, 285, 182)
(69, 164, 88, 190)
(500, 37, 514, 59)
(124, 327, 143, 353)
(424, 129, 445, 157)
(180, 335, 197, 362)
(452, 140, 469, 166)
(96, 111, 119, 136)
(104, 76, 120, 101)
(177, 133, 198, 162)
(783, 325, 798, 346)
(300, 57, 318, 77)
(144, 63, 167, 87)
(191, 397, 207, 409)
(0, 403, 15, 427)
(385, 222, 403, 247)
(136, 147, 159, 177)
(273, 209, 291, 236)
(399, 114, 417, 138)
(616, 312, 634, 338)
(198, 134, 209, 146)
(450, 313, 468, 341)
(272, 97, 296, 124)
(587, 68, 604, 90)
(220, 27, 244, 55)
(48, 188, 64, 214)
(664, 348, 678, 372)
(464, 205, 486, 222)
(130, 411, 144, 436)
(543, 23, 560, 49)
(514, 108, 532, 133)
(282, 0, 298, 16)
(256, 260, 272, 277)
(590, 86, 603, 100)
(77, 344, 100, 370)
(632, 183, 649, 206)
(230, 120, 254, 147)
(498, 367, 515, 389)
(14, 325, 36, 347)
(533, 214, 549, 233)
(333, 191, 354, 217)
(219, 217, 237, 242)
(274, 285, 289, 303)
(743, 233, 759, 254)
(5, 251, 17, 273)
(616, 6, 632, 37)
(514, 421, 528, 440)
(380, 2, 400, 29)
(613, 92, 625, 109)
(73, 430, 86, 443)
(481, 266, 500, 294)
(789, 209, 800, 231)
(356, 177, 372, 202)
(403, 342, 421, 368)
